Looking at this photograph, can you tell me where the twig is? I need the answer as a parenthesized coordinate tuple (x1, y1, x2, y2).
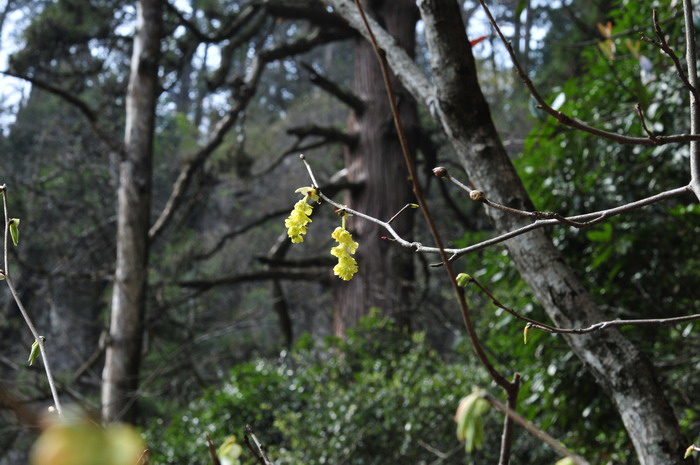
(205, 434, 221, 465)
(481, 392, 591, 465)
(244, 425, 273, 465)
(387, 203, 417, 225)
(684, 0, 700, 201)
(467, 275, 700, 335)
(640, 9, 699, 101)
(351, 3, 519, 463)
(1, 185, 63, 416)
(477, 0, 700, 147)
(302, 160, 692, 262)
(635, 103, 656, 140)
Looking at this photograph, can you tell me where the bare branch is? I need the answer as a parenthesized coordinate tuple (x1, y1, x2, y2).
(302, 157, 693, 262)
(481, 392, 591, 465)
(244, 425, 273, 465)
(1, 71, 125, 156)
(467, 275, 700, 336)
(639, 9, 698, 101)
(164, 1, 262, 44)
(150, 28, 346, 243)
(683, 0, 700, 200)
(1, 186, 63, 416)
(195, 208, 290, 261)
(300, 62, 365, 114)
(286, 124, 357, 147)
(477, 0, 700, 147)
(176, 268, 328, 290)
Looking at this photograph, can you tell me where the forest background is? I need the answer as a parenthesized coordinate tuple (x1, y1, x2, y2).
(1, 0, 699, 464)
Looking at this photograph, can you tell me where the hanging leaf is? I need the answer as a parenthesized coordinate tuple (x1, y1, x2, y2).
(515, 0, 527, 18)
(9, 218, 20, 246)
(28, 337, 42, 366)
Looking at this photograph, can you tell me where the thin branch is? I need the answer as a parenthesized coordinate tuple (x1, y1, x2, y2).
(164, 1, 261, 44)
(387, 203, 417, 225)
(304, 159, 693, 261)
(244, 425, 273, 465)
(1, 71, 125, 157)
(635, 103, 656, 140)
(481, 392, 591, 465)
(175, 268, 328, 290)
(641, 9, 699, 101)
(251, 138, 330, 178)
(194, 208, 290, 261)
(684, 0, 700, 200)
(468, 275, 700, 335)
(286, 124, 357, 147)
(300, 61, 365, 114)
(1, 185, 63, 416)
(149, 28, 345, 243)
(352, 0, 515, 392)
(477, 0, 700, 147)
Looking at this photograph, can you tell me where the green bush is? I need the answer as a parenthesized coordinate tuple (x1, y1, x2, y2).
(144, 316, 508, 465)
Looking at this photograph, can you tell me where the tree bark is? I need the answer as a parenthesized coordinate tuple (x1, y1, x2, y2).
(333, 0, 419, 335)
(101, 0, 161, 424)
(417, 2, 689, 464)
(320, 1, 692, 464)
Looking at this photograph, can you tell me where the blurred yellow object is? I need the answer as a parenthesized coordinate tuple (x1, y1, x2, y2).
(31, 420, 144, 465)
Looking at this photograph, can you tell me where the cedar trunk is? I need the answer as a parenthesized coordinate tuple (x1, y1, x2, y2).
(333, 0, 419, 335)
(101, 0, 161, 424)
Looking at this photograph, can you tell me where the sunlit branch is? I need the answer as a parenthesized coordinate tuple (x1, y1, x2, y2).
(244, 425, 273, 465)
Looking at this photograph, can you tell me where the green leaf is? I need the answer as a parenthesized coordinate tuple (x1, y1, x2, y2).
(586, 222, 612, 243)
(555, 457, 576, 465)
(28, 338, 41, 366)
(9, 218, 20, 246)
(515, 0, 526, 17)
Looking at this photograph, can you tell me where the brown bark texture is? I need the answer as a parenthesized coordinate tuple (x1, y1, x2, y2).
(333, 0, 419, 335)
(101, 0, 161, 424)
(321, 0, 693, 464)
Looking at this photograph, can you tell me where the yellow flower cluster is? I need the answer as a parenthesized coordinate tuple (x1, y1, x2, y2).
(285, 198, 313, 243)
(285, 186, 359, 281)
(330, 226, 359, 281)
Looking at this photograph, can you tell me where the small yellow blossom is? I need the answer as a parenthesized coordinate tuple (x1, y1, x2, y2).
(285, 198, 313, 243)
(295, 186, 320, 203)
(330, 226, 359, 281)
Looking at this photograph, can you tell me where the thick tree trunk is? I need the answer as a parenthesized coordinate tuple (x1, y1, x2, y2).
(416, 2, 689, 464)
(101, 0, 161, 424)
(333, 0, 419, 335)
(320, 0, 692, 463)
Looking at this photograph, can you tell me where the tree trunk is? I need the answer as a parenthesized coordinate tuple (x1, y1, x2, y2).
(333, 0, 419, 335)
(416, 1, 689, 464)
(101, 0, 161, 424)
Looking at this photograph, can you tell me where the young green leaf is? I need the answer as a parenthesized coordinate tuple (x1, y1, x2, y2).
(684, 445, 697, 459)
(9, 218, 20, 246)
(28, 338, 41, 366)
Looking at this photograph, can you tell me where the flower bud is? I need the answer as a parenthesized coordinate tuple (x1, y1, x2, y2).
(432, 166, 449, 178)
